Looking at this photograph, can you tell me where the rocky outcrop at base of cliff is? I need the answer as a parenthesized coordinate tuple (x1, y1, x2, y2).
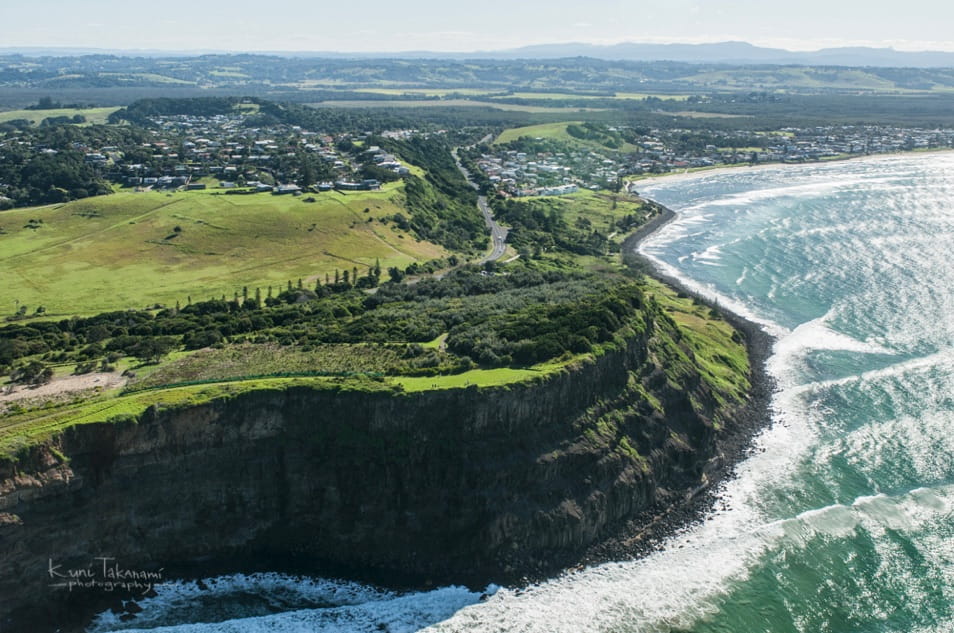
(0, 310, 760, 631)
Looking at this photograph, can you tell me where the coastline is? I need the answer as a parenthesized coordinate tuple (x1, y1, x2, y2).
(1, 203, 778, 633)
(574, 201, 778, 569)
(628, 147, 954, 189)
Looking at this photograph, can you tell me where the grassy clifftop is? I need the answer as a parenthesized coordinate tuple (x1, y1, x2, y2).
(0, 268, 751, 461)
(0, 186, 445, 315)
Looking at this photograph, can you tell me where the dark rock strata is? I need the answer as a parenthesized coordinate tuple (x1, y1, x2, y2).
(0, 296, 763, 632)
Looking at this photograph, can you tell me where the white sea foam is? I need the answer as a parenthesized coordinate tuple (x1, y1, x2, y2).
(88, 576, 485, 633)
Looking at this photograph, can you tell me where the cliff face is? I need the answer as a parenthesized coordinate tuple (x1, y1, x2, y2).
(0, 316, 741, 630)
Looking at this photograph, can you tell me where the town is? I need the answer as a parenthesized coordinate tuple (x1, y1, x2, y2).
(469, 123, 954, 198)
(3, 100, 954, 210)
(0, 105, 424, 208)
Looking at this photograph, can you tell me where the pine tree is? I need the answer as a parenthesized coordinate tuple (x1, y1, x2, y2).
(343, 270, 350, 285)
(242, 286, 248, 301)
(334, 269, 340, 284)
(267, 286, 273, 298)
(297, 278, 303, 289)
(255, 288, 262, 304)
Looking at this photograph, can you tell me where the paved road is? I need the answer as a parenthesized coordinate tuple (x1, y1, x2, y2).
(452, 146, 508, 264)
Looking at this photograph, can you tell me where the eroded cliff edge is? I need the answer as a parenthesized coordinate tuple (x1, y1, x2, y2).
(0, 286, 765, 631)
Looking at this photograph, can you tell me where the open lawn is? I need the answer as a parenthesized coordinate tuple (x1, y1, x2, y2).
(0, 106, 120, 126)
(494, 121, 583, 144)
(494, 121, 638, 151)
(0, 187, 446, 316)
(556, 189, 647, 232)
(613, 92, 691, 101)
(354, 88, 499, 97)
(493, 92, 690, 101)
(311, 100, 605, 113)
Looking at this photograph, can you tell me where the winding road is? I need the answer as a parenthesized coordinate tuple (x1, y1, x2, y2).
(453, 141, 509, 264)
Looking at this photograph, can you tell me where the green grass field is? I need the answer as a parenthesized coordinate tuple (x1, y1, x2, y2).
(354, 88, 498, 97)
(684, 67, 900, 91)
(542, 189, 646, 234)
(494, 121, 638, 151)
(0, 106, 120, 126)
(492, 92, 690, 101)
(494, 121, 584, 144)
(612, 92, 691, 101)
(0, 187, 446, 315)
(311, 99, 605, 113)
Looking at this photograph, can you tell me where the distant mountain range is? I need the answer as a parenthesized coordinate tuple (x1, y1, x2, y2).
(4, 41, 954, 68)
(486, 42, 954, 68)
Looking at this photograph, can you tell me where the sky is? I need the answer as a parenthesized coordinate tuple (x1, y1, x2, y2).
(3, 0, 954, 53)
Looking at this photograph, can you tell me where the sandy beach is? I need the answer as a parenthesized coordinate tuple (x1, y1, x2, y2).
(628, 148, 954, 189)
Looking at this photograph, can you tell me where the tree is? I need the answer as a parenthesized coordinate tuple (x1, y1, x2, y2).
(11, 360, 54, 385)
(131, 337, 176, 364)
(388, 266, 404, 283)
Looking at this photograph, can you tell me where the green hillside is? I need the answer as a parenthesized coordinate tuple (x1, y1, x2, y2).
(0, 186, 446, 315)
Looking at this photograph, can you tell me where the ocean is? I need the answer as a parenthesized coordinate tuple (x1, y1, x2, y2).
(87, 152, 954, 632)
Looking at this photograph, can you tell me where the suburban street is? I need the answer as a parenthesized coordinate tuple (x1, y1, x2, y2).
(452, 143, 509, 264)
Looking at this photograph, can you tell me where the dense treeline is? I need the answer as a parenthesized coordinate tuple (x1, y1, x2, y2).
(248, 100, 514, 137)
(380, 135, 486, 251)
(0, 269, 650, 379)
(492, 197, 613, 257)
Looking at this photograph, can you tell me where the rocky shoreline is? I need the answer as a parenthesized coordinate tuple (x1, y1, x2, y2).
(580, 200, 777, 571)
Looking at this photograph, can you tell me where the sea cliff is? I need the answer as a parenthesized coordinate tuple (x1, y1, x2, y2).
(0, 292, 765, 631)
(0, 202, 771, 631)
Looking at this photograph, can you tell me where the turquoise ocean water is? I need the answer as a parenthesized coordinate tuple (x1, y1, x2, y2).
(88, 153, 954, 632)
